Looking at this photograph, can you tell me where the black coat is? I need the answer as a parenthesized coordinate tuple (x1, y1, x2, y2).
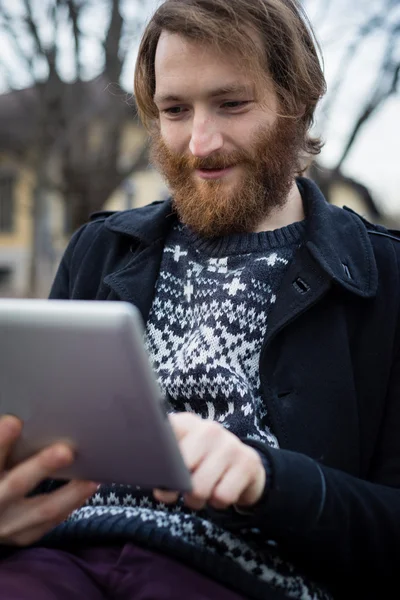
(50, 177, 400, 597)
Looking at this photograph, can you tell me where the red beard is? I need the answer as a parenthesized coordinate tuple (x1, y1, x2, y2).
(150, 118, 302, 237)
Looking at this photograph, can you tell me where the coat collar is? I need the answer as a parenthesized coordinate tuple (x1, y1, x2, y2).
(298, 177, 378, 298)
(105, 177, 378, 298)
(106, 199, 177, 244)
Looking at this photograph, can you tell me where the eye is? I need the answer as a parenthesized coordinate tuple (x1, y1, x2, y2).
(221, 101, 250, 109)
(161, 106, 186, 116)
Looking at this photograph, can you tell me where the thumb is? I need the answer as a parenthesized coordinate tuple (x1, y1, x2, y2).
(153, 489, 180, 504)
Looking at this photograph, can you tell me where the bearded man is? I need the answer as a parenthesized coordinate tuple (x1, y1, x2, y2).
(0, 1, 399, 599)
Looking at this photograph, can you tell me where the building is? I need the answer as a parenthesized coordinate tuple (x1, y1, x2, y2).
(0, 80, 166, 297)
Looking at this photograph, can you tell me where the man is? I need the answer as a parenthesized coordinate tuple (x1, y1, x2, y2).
(0, 0, 399, 598)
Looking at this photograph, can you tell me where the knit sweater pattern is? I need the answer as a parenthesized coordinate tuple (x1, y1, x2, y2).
(41, 221, 331, 600)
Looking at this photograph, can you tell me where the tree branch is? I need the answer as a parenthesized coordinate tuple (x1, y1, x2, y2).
(65, 0, 82, 80)
(320, 14, 384, 128)
(0, 4, 35, 80)
(335, 57, 399, 170)
(104, 0, 124, 81)
(22, 0, 46, 58)
(331, 3, 400, 169)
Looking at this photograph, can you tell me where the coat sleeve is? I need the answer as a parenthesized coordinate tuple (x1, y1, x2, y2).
(239, 273, 400, 596)
(247, 442, 400, 595)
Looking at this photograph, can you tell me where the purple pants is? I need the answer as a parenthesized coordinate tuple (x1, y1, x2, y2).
(0, 543, 246, 599)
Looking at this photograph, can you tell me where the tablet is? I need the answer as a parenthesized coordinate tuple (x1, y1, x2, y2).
(0, 299, 192, 492)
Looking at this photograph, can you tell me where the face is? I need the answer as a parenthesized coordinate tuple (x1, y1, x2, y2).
(151, 32, 301, 237)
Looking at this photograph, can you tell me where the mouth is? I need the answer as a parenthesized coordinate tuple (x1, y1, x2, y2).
(195, 166, 235, 180)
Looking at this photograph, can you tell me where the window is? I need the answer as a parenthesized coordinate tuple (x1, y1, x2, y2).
(0, 266, 12, 288)
(0, 173, 15, 233)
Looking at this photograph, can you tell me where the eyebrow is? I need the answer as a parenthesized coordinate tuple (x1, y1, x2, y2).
(154, 84, 252, 104)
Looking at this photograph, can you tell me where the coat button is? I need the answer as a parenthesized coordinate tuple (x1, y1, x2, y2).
(292, 277, 310, 294)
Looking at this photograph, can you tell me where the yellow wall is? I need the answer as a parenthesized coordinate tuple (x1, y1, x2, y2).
(0, 123, 161, 255)
(0, 158, 32, 248)
(105, 169, 167, 212)
(329, 182, 372, 219)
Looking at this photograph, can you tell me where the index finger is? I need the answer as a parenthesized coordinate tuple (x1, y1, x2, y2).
(168, 412, 200, 441)
(0, 443, 74, 508)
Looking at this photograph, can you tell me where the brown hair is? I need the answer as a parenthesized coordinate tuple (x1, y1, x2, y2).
(134, 0, 327, 164)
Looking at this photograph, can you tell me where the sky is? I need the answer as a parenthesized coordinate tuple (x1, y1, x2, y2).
(0, 0, 399, 216)
(303, 0, 400, 217)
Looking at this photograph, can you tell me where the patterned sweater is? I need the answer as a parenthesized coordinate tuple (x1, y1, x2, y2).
(41, 221, 332, 600)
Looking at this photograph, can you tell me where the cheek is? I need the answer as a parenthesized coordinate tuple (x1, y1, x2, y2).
(159, 120, 189, 155)
(224, 118, 262, 152)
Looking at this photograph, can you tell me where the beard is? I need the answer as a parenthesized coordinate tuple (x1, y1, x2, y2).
(150, 118, 303, 238)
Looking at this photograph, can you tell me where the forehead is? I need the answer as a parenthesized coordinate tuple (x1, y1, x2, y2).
(154, 31, 259, 100)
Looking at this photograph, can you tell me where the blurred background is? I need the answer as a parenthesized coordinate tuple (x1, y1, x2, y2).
(0, 0, 399, 298)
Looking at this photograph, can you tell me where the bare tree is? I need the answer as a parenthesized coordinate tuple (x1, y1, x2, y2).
(306, 0, 400, 171)
(335, 16, 400, 170)
(0, 0, 149, 296)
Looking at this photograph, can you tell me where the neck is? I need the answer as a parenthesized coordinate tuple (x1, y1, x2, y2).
(253, 180, 304, 233)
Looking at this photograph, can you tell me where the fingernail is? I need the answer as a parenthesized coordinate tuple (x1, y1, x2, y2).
(86, 482, 101, 493)
(51, 445, 73, 461)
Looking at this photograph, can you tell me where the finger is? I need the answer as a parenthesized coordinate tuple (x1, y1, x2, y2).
(179, 431, 210, 473)
(34, 479, 99, 522)
(179, 420, 226, 473)
(168, 412, 201, 442)
(3, 521, 61, 547)
(214, 449, 265, 508)
(211, 465, 251, 507)
(208, 497, 230, 510)
(0, 444, 75, 508)
(182, 494, 207, 511)
(153, 489, 179, 504)
(0, 480, 98, 546)
(183, 450, 231, 510)
(1, 521, 56, 547)
(0, 416, 23, 470)
(237, 464, 266, 507)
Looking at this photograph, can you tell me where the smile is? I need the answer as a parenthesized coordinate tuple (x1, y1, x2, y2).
(195, 166, 235, 180)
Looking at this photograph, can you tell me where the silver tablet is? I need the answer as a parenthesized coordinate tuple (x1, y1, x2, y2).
(0, 299, 192, 492)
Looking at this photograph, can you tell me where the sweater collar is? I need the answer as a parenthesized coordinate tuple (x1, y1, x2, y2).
(105, 177, 378, 298)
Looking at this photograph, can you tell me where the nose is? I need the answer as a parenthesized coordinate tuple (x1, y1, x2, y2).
(189, 114, 223, 158)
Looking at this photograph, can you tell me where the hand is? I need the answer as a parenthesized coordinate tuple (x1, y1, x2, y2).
(154, 412, 266, 510)
(0, 415, 98, 547)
